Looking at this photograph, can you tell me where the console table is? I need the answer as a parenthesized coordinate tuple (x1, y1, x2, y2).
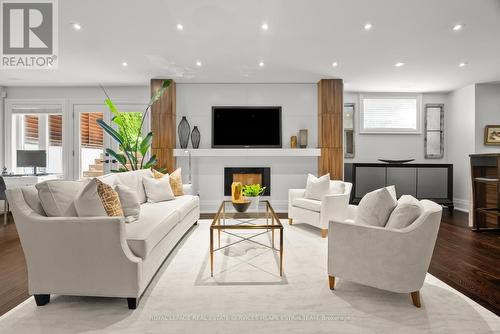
(345, 163, 454, 210)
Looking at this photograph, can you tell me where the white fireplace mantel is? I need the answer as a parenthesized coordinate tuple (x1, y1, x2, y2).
(173, 148, 320, 157)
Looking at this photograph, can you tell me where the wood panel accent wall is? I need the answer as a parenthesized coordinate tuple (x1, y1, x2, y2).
(318, 79, 344, 180)
(150, 79, 176, 173)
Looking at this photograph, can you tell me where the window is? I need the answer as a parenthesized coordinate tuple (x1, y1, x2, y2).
(360, 94, 421, 134)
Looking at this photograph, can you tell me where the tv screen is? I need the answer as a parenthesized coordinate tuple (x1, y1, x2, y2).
(212, 106, 282, 148)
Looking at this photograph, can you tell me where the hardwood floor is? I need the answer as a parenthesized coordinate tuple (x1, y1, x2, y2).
(0, 210, 498, 317)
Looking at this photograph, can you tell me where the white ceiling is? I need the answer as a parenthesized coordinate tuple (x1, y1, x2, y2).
(1, 0, 500, 92)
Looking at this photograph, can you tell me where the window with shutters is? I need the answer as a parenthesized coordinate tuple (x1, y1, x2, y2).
(360, 94, 421, 134)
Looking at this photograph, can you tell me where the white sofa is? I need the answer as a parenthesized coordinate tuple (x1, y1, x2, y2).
(6, 169, 200, 309)
(327, 199, 442, 307)
(288, 181, 352, 237)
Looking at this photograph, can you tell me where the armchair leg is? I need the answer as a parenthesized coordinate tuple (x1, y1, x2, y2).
(288, 218, 293, 225)
(410, 291, 421, 308)
(328, 276, 336, 290)
(34, 294, 50, 306)
(127, 298, 138, 310)
(321, 228, 328, 238)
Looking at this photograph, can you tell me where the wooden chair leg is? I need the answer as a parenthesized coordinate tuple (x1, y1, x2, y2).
(410, 291, 421, 308)
(288, 218, 293, 225)
(328, 276, 336, 290)
(321, 228, 328, 238)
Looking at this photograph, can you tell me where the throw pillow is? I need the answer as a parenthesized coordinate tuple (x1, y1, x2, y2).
(96, 179, 124, 216)
(357, 187, 397, 227)
(36, 180, 84, 217)
(385, 195, 423, 229)
(74, 179, 107, 217)
(152, 168, 184, 196)
(143, 176, 175, 203)
(305, 173, 330, 201)
(115, 183, 141, 221)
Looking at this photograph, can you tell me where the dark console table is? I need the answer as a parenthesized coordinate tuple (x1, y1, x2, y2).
(344, 163, 454, 210)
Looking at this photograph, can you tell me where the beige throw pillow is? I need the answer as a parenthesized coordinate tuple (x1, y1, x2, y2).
(305, 173, 330, 201)
(36, 180, 84, 217)
(385, 195, 423, 229)
(143, 176, 175, 203)
(357, 187, 397, 227)
(115, 183, 140, 221)
(74, 179, 107, 217)
(152, 168, 184, 196)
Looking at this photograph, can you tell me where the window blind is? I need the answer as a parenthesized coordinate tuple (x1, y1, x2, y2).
(80, 112, 104, 149)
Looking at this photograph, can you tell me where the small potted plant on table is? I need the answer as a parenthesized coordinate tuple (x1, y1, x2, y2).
(241, 184, 266, 210)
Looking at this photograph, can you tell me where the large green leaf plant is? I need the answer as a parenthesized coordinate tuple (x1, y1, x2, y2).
(97, 80, 171, 172)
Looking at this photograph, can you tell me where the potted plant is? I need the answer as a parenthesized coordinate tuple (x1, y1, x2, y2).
(241, 184, 266, 210)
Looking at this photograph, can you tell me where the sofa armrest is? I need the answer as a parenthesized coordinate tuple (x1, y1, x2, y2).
(288, 188, 306, 212)
(183, 183, 194, 195)
(328, 217, 440, 293)
(7, 188, 141, 297)
(319, 193, 350, 229)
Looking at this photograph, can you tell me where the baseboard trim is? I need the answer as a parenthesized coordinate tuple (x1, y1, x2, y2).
(453, 198, 470, 213)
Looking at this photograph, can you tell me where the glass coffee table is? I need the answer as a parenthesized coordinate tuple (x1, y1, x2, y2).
(210, 200, 284, 277)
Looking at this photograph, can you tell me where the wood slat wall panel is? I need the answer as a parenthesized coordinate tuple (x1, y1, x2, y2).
(151, 79, 176, 172)
(318, 79, 343, 180)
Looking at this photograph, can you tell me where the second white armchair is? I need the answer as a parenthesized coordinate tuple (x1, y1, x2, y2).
(288, 179, 352, 238)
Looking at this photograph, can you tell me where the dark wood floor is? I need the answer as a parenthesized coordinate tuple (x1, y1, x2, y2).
(0, 210, 499, 317)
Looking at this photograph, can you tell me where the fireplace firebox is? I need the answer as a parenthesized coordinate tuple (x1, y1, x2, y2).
(224, 167, 271, 196)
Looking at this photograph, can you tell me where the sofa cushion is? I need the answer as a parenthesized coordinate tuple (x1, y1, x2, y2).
(357, 187, 397, 227)
(386, 195, 423, 229)
(153, 168, 184, 196)
(115, 183, 140, 222)
(305, 173, 330, 200)
(36, 180, 84, 217)
(21, 186, 46, 216)
(125, 195, 199, 258)
(99, 169, 151, 204)
(292, 197, 322, 212)
(143, 176, 175, 203)
(329, 180, 346, 195)
(74, 179, 107, 217)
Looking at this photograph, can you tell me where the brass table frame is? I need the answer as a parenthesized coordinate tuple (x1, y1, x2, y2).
(210, 200, 284, 277)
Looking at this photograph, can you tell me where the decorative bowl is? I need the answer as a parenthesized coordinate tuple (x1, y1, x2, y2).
(232, 201, 251, 213)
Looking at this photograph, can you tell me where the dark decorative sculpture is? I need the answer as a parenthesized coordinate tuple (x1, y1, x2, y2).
(191, 126, 200, 149)
(178, 116, 190, 149)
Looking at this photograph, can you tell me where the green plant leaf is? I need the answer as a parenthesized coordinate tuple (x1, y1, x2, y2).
(241, 184, 266, 197)
(140, 132, 153, 157)
(105, 148, 127, 166)
(142, 155, 157, 169)
(96, 119, 125, 146)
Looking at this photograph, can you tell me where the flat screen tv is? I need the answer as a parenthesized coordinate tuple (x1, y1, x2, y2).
(212, 106, 282, 148)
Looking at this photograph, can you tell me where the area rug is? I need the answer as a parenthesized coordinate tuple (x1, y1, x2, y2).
(0, 220, 498, 334)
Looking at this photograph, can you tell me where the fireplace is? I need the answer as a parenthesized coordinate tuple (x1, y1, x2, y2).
(224, 167, 271, 196)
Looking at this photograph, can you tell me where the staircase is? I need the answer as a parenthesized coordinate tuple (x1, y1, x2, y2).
(83, 154, 104, 178)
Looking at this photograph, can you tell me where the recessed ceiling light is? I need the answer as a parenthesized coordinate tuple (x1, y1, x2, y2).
(176, 24, 183, 30)
(452, 24, 464, 31)
(72, 23, 81, 30)
(395, 62, 405, 67)
(121, 61, 128, 67)
(332, 62, 338, 67)
(196, 61, 202, 67)
(459, 62, 467, 67)
(364, 23, 373, 30)
(261, 23, 269, 31)
(259, 61, 265, 67)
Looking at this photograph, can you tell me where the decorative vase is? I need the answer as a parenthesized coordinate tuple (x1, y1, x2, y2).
(191, 126, 200, 149)
(231, 182, 243, 202)
(290, 135, 297, 148)
(178, 116, 190, 149)
(299, 129, 308, 148)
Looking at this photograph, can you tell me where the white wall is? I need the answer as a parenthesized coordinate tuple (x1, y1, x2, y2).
(475, 83, 500, 153)
(446, 84, 476, 211)
(344, 92, 448, 163)
(176, 83, 317, 212)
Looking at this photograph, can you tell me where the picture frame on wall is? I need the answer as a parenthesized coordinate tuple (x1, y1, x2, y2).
(484, 125, 500, 145)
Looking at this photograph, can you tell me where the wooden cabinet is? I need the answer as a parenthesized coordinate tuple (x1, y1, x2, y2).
(345, 163, 453, 210)
(470, 153, 499, 231)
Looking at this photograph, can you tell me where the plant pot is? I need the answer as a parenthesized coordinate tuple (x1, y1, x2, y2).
(246, 196, 260, 210)
(231, 201, 251, 213)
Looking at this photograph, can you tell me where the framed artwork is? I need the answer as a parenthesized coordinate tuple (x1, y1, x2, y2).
(484, 125, 500, 145)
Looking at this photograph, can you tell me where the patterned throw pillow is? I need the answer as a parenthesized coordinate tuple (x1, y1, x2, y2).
(96, 179, 124, 216)
(152, 168, 184, 196)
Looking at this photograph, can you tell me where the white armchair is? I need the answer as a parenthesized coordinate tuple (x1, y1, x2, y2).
(327, 199, 442, 307)
(288, 181, 352, 238)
